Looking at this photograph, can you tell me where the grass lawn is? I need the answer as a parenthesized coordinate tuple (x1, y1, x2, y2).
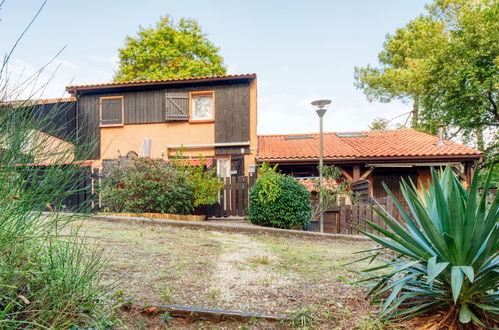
(69, 219, 393, 329)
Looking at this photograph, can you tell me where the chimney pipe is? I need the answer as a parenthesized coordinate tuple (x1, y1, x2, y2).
(437, 124, 446, 146)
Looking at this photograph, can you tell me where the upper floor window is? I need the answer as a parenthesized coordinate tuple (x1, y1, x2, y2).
(190, 91, 214, 122)
(100, 96, 124, 126)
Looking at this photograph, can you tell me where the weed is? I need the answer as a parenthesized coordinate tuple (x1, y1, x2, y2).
(246, 254, 271, 265)
(356, 313, 392, 329)
(288, 307, 317, 328)
(207, 289, 221, 299)
(321, 310, 339, 321)
(160, 311, 172, 324)
(162, 287, 173, 302)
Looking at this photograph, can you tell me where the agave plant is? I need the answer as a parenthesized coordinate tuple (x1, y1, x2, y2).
(357, 166, 498, 327)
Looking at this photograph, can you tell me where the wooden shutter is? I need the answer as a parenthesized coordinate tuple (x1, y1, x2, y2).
(165, 93, 189, 121)
(100, 97, 123, 126)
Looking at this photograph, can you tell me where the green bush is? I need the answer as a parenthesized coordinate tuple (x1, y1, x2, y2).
(356, 166, 498, 327)
(171, 155, 223, 207)
(248, 164, 311, 229)
(101, 157, 195, 214)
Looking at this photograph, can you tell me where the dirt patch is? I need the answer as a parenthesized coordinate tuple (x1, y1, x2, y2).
(208, 233, 291, 312)
(69, 219, 400, 329)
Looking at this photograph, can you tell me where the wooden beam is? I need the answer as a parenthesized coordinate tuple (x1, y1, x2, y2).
(464, 161, 475, 190)
(360, 167, 374, 181)
(353, 165, 360, 182)
(452, 165, 467, 181)
(337, 166, 354, 182)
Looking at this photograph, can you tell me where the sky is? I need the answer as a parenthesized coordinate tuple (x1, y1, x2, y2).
(0, 0, 429, 135)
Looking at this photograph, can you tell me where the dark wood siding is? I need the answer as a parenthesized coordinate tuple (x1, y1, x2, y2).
(33, 101, 76, 143)
(76, 95, 101, 159)
(373, 171, 418, 201)
(214, 84, 250, 155)
(76, 80, 251, 159)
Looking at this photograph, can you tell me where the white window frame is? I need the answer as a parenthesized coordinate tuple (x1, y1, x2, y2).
(216, 158, 230, 178)
(189, 91, 214, 122)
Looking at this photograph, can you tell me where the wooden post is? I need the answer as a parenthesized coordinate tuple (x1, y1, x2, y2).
(353, 165, 360, 182)
(339, 197, 346, 234)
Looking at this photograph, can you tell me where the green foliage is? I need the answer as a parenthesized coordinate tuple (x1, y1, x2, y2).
(255, 163, 281, 204)
(248, 164, 311, 229)
(354, 15, 447, 127)
(354, 0, 498, 157)
(171, 154, 223, 208)
(356, 166, 498, 327)
(101, 157, 195, 214)
(114, 16, 227, 81)
(311, 165, 356, 221)
(160, 312, 172, 324)
(288, 307, 317, 328)
(0, 103, 110, 327)
(419, 0, 498, 150)
(368, 117, 389, 131)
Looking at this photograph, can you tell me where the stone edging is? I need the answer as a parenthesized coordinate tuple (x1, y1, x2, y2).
(89, 214, 370, 242)
(133, 302, 291, 322)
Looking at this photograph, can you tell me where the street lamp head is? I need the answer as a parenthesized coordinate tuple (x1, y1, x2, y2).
(311, 99, 331, 118)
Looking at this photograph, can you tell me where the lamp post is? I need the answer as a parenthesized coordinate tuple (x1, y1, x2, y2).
(311, 99, 331, 233)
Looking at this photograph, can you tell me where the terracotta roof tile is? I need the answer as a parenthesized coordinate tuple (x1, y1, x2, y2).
(258, 129, 482, 161)
(66, 73, 256, 92)
(1, 97, 75, 107)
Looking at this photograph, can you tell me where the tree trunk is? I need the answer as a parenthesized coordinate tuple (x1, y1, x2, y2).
(411, 96, 419, 128)
(475, 129, 485, 151)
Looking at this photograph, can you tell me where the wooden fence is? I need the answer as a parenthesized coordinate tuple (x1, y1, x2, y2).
(323, 197, 411, 235)
(204, 174, 257, 218)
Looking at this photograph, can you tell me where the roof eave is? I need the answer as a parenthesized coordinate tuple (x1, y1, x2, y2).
(258, 154, 483, 164)
(66, 74, 256, 94)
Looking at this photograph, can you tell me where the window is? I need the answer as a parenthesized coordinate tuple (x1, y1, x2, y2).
(216, 158, 230, 178)
(190, 91, 214, 121)
(100, 96, 123, 126)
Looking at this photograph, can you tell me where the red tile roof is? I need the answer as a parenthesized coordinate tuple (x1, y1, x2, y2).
(258, 129, 482, 161)
(66, 73, 256, 92)
(1, 97, 75, 107)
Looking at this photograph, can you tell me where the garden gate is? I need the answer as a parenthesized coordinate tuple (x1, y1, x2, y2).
(204, 174, 257, 218)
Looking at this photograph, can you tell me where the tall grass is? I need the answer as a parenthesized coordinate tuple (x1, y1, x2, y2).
(0, 99, 113, 328)
(0, 3, 113, 327)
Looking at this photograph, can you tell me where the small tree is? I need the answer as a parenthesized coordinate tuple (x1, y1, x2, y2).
(248, 164, 311, 229)
(311, 165, 356, 221)
(170, 154, 223, 208)
(114, 16, 227, 81)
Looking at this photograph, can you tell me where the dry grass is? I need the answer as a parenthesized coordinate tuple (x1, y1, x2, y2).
(67, 219, 397, 329)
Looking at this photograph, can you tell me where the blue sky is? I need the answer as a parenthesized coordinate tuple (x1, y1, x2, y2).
(0, 0, 428, 134)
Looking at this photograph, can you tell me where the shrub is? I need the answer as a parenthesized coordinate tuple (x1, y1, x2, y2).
(356, 166, 498, 327)
(248, 164, 311, 229)
(101, 157, 195, 215)
(311, 165, 357, 220)
(171, 155, 223, 207)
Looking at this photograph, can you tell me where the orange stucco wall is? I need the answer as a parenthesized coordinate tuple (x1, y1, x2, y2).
(93, 78, 258, 176)
(245, 78, 258, 174)
(95, 121, 215, 167)
(31, 130, 74, 164)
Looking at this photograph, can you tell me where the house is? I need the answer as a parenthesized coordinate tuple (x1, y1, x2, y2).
(257, 129, 482, 201)
(65, 73, 258, 177)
